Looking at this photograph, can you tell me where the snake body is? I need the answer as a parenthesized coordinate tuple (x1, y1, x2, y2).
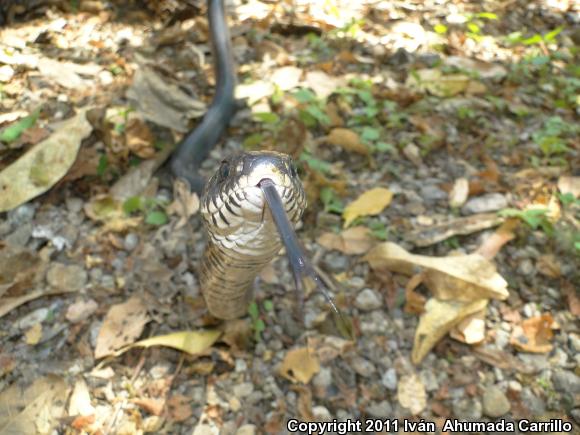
(170, 1, 307, 318)
(199, 152, 306, 319)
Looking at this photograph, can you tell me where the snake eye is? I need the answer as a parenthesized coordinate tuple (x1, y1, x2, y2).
(219, 162, 230, 180)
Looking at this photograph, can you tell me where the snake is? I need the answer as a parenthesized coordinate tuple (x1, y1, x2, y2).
(169, 0, 313, 319)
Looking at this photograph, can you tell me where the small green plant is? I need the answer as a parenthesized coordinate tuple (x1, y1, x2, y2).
(0, 107, 41, 143)
(123, 196, 168, 226)
(299, 151, 333, 174)
(499, 208, 553, 235)
(463, 12, 498, 42)
(97, 154, 109, 178)
(320, 187, 344, 214)
(506, 26, 563, 47)
(368, 220, 389, 240)
(292, 88, 330, 127)
(532, 116, 576, 160)
(248, 301, 266, 341)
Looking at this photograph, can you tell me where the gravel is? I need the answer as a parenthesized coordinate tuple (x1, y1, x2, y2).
(354, 288, 383, 311)
(482, 386, 511, 417)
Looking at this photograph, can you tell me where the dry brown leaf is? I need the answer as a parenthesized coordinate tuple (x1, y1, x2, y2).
(449, 309, 486, 344)
(510, 313, 557, 354)
(475, 218, 519, 260)
(94, 296, 150, 358)
(0, 375, 67, 434)
(557, 175, 580, 198)
(536, 254, 562, 279)
(412, 298, 488, 364)
(326, 128, 369, 155)
(562, 282, 580, 316)
(167, 178, 200, 229)
(405, 69, 474, 97)
(406, 213, 504, 247)
(365, 242, 508, 302)
(68, 378, 95, 417)
(404, 273, 427, 314)
(0, 108, 93, 212)
(343, 188, 393, 228)
(125, 116, 155, 159)
(133, 397, 165, 416)
(316, 226, 375, 255)
(127, 330, 221, 356)
(304, 70, 345, 99)
(271, 66, 302, 91)
(167, 395, 193, 422)
(397, 374, 427, 415)
(279, 348, 320, 384)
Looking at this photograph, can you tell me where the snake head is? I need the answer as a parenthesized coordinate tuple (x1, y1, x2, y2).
(202, 151, 306, 250)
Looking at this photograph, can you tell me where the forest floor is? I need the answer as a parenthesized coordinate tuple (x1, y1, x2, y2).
(0, 0, 578, 434)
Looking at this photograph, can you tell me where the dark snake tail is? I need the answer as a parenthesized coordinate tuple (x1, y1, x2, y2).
(170, 0, 237, 194)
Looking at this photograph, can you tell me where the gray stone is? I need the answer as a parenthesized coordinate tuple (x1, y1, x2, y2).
(571, 408, 580, 425)
(123, 233, 139, 251)
(420, 185, 448, 201)
(354, 288, 382, 311)
(236, 424, 257, 435)
(65, 197, 84, 214)
(381, 368, 397, 390)
(462, 193, 508, 214)
(552, 370, 580, 394)
(351, 357, 376, 377)
(452, 397, 483, 420)
(520, 388, 546, 415)
(233, 382, 254, 398)
(569, 333, 580, 353)
(517, 259, 535, 276)
(419, 369, 439, 392)
(312, 406, 332, 421)
(482, 386, 511, 417)
(313, 367, 332, 390)
(5, 222, 32, 246)
(366, 400, 393, 419)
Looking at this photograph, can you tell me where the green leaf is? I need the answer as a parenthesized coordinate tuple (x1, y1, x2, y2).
(0, 107, 41, 143)
(305, 104, 330, 125)
(320, 187, 344, 214)
(253, 112, 280, 124)
(475, 12, 498, 20)
(299, 152, 333, 174)
(145, 210, 168, 226)
(544, 26, 563, 42)
(248, 302, 259, 320)
(361, 126, 380, 142)
(293, 88, 317, 103)
(254, 319, 265, 333)
(374, 142, 395, 153)
(467, 23, 480, 34)
(263, 300, 274, 312)
(522, 34, 543, 46)
(123, 196, 143, 214)
(97, 154, 108, 177)
(243, 133, 263, 149)
(434, 24, 448, 34)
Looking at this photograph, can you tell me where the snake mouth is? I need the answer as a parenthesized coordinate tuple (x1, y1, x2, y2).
(257, 178, 275, 187)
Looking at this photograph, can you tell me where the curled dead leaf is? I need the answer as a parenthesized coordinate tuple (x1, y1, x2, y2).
(510, 313, 557, 354)
(326, 128, 369, 155)
(317, 226, 375, 255)
(279, 347, 320, 384)
(412, 298, 488, 364)
(365, 242, 508, 302)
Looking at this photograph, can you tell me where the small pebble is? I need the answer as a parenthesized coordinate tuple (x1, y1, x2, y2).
(312, 406, 332, 421)
(552, 370, 580, 395)
(381, 368, 397, 390)
(366, 400, 392, 419)
(354, 288, 382, 311)
(46, 263, 88, 292)
(461, 193, 508, 214)
(482, 386, 511, 417)
(233, 382, 254, 398)
(124, 233, 139, 251)
(453, 397, 483, 420)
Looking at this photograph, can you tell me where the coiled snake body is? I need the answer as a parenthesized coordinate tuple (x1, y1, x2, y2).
(170, 0, 308, 319)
